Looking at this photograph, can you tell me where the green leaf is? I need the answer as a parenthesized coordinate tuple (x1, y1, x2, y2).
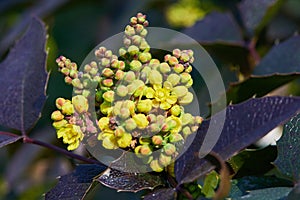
(232, 187, 292, 200)
(0, 17, 48, 133)
(97, 168, 165, 192)
(175, 96, 300, 184)
(223, 73, 300, 105)
(254, 36, 300, 75)
(202, 170, 219, 198)
(287, 183, 300, 200)
(0, 132, 23, 148)
(143, 188, 176, 200)
(45, 164, 106, 200)
(238, 0, 284, 35)
(274, 113, 300, 181)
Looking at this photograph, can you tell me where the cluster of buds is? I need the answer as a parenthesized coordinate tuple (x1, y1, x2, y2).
(51, 12, 203, 172)
(56, 56, 78, 85)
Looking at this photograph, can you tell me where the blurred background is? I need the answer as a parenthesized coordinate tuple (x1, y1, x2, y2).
(1, 0, 300, 199)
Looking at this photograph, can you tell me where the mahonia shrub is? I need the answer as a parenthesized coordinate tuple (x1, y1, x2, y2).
(51, 13, 203, 172)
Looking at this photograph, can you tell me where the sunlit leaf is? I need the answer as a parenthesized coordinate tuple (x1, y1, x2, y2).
(254, 36, 300, 75)
(274, 113, 300, 181)
(45, 164, 106, 200)
(97, 168, 165, 192)
(176, 96, 300, 184)
(143, 188, 176, 200)
(0, 132, 23, 148)
(0, 17, 48, 133)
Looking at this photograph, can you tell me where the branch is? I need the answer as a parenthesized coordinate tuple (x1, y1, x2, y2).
(23, 136, 102, 165)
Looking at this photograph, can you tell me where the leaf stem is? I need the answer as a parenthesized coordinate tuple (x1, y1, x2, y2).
(248, 38, 261, 66)
(23, 136, 102, 165)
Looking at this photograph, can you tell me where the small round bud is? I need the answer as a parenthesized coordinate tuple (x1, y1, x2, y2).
(182, 113, 194, 126)
(140, 29, 148, 37)
(170, 105, 181, 116)
(56, 98, 66, 110)
(139, 52, 152, 63)
(61, 68, 70, 76)
(180, 72, 191, 83)
(149, 59, 160, 69)
(182, 126, 192, 138)
(64, 76, 73, 84)
(118, 61, 125, 70)
(69, 69, 78, 78)
(169, 133, 184, 143)
(150, 159, 164, 172)
(102, 79, 114, 87)
(135, 24, 144, 33)
(82, 90, 91, 98)
(72, 78, 83, 89)
(163, 81, 173, 90)
(159, 153, 172, 166)
(133, 114, 149, 129)
(51, 110, 64, 121)
(116, 85, 128, 97)
(185, 78, 193, 88)
(130, 60, 142, 71)
(130, 16, 138, 25)
(139, 39, 150, 51)
(100, 58, 110, 67)
(123, 71, 136, 83)
(114, 126, 125, 137)
(168, 56, 179, 66)
(149, 70, 163, 85)
(159, 62, 171, 74)
(132, 35, 142, 46)
(137, 99, 152, 113)
(191, 125, 199, 132)
(173, 63, 184, 73)
(125, 25, 135, 36)
(167, 74, 180, 86)
(119, 48, 127, 57)
(194, 116, 203, 124)
(152, 135, 163, 145)
(180, 52, 190, 62)
(149, 123, 160, 133)
(172, 48, 181, 58)
(119, 107, 131, 119)
(172, 86, 188, 98)
(102, 91, 115, 103)
(178, 92, 193, 105)
(102, 134, 118, 150)
(185, 65, 193, 73)
(163, 143, 176, 156)
(147, 114, 157, 123)
(100, 101, 112, 115)
(102, 68, 114, 77)
(52, 119, 67, 129)
(115, 70, 125, 80)
(117, 133, 132, 148)
(125, 118, 137, 131)
(72, 95, 89, 113)
(140, 144, 152, 156)
(128, 45, 139, 56)
(61, 101, 74, 115)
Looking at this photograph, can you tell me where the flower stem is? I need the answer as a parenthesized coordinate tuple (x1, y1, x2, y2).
(23, 136, 102, 165)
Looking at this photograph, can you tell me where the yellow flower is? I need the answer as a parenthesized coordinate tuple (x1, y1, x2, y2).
(137, 99, 152, 113)
(57, 124, 84, 151)
(72, 95, 89, 113)
(133, 114, 149, 129)
(99, 133, 118, 149)
(98, 117, 110, 131)
(61, 100, 74, 115)
(146, 85, 177, 110)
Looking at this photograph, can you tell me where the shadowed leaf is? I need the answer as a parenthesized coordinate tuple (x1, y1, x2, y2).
(0, 132, 23, 148)
(254, 36, 300, 75)
(274, 113, 300, 181)
(238, 0, 284, 35)
(232, 187, 292, 200)
(287, 183, 300, 200)
(0, 17, 48, 133)
(144, 188, 176, 200)
(97, 168, 165, 192)
(176, 96, 300, 184)
(45, 164, 106, 200)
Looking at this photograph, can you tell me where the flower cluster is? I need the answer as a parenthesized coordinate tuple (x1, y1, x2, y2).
(51, 13, 203, 172)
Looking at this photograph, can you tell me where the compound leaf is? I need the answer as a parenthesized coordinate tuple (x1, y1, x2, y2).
(0, 17, 48, 133)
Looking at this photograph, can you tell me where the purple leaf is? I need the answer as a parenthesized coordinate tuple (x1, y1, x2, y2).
(45, 164, 106, 200)
(254, 36, 300, 75)
(176, 96, 300, 184)
(0, 131, 23, 148)
(274, 113, 300, 181)
(97, 168, 165, 192)
(0, 17, 48, 133)
(144, 188, 176, 200)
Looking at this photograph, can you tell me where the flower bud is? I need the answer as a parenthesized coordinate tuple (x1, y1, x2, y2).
(102, 68, 114, 77)
(147, 114, 156, 123)
(116, 85, 128, 97)
(167, 74, 180, 86)
(163, 81, 173, 90)
(150, 159, 164, 172)
(149, 123, 160, 133)
(149, 59, 160, 69)
(130, 16, 137, 25)
(185, 78, 193, 88)
(163, 143, 176, 156)
(64, 76, 72, 84)
(172, 48, 181, 58)
(124, 100, 136, 115)
(125, 118, 137, 131)
(180, 52, 190, 62)
(61, 67, 70, 76)
(61, 101, 74, 115)
(137, 99, 152, 113)
(168, 56, 179, 66)
(173, 63, 184, 73)
(139, 52, 151, 63)
(169, 133, 184, 143)
(128, 45, 139, 56)
(182, 126, 192, 138)
(102, 91, 115, 103)
(100, 101, 112, 115)
(172, 86, 188, 98)
(159, 62, 171, 74)
(152, 135, 163, 145)
(82, 89, 90, 98)
(178, 92, 193, 105)
(130, 60, 142, 71)
(180, 72, 191, 83)
(102, 134, 118, 149)
(104, 50, 112, 58)
(139, 39, 150, 51)
(69, 69, 78, 78)
(102, 79, 114, 87)
(135, 24, 144, 33)
(170, 105, 181, 116)
(98, 117, 110, 131)
(125, 25, 135, 36)
(51, 110, 64, 121)
(114, 126, 125, 137)
(117, 133, 132, 148)
(56, 98, 66, 110)
(140, 29, 148, 37)
(195, 116, 203, 124)
(119, 48, 127, 57)
(72, 78, 83, 89)
(72, 95, 89, 113)
(127, 80, 144, 95)
(52, 119, 67, 129)
(140, 144, 152, 156)
(181, 113, 194, 126)
(133, 114, 149, 129)
(159, 153, 172, 166)
(123, 71, 136, 83)
(156, 115, 166, 126)
(115, 70, 125, 80)
(119, 107, 130, 119)
(185, 65, 193, 73)
(100, 58, 110, 67)
(191, 125, 199, 132)
(132, 35, 142, 46)
(149, 70, 162, 85)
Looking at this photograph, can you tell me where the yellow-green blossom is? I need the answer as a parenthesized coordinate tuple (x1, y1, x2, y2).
(57, 124, 84, 151)
(146, 85, 177, 110)
(133, 114, 149, 129)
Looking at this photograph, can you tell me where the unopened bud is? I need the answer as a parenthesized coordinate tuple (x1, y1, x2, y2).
(132, 35, 142, 46)
(72, 95, 89, 113)
(51, 110, 64, 121)
(117, 133, 132, 148)
(125, 118, 137, 131)
(139, 52, 151, 63)
(133, 114, 149, 129)
(185, 65, 193, 73)
(149, 59, 160, 69)
(61, 68, 70, 76)
(163, 143, 176, 156)
(180, 72, 191, 83)
(178, 92, 193, 105)
(182, 113, 194, 126)
(180, 52, 190, 62)
(61, 101, 74, 115)
(168, 56, 179, 66)
(147, 114, 156, 123)
(149, 123, 160, 133)
(116, 85, 128, 97)
(100, 101, 112, 115)
(191, 125, 199, 132)
(172, 48, 181, 58)
(64, 76, 72, 84)
(125, 25, 135, 36)
(119, 107, 130, 119)
(150, 159, 164, 172)
(72, 78, 83, 89)
(137, 99, 152, 113)
(130, 60, 142, 71)
(102, 68, 114, 77)
(140, 29, 148, 37)
(140, 144, 152, 156)
(115, 70, 125, 80)
(163, 81, 173, 90)
(159, 153, 172, 166)
(139, 39, 150, 51)
(185, 78, 193, 88)
(172, 86, 188, 98)
(152, 135, 163, 145)
(128, 45, 139, 56)
(52, 119, 67, 129)
(173, 64, 184, 73)
(100, 58, 110, 67)
(102, 91, 114, 103)
(69, 69, 78, 78)
(119, 48, 127, 57)
(123, 71, 136, 83)
(182, 126, 192, 137)
(194, 116, 203, 124)
(170, 105, 181, 116)
(167, 74, 180, 86)
(149, 70, 162, 85)
(114, 126, 125, 137)
(159, 62, 171, 74)
(169, 133, 184, 143)
(102, 79, 114, 87)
